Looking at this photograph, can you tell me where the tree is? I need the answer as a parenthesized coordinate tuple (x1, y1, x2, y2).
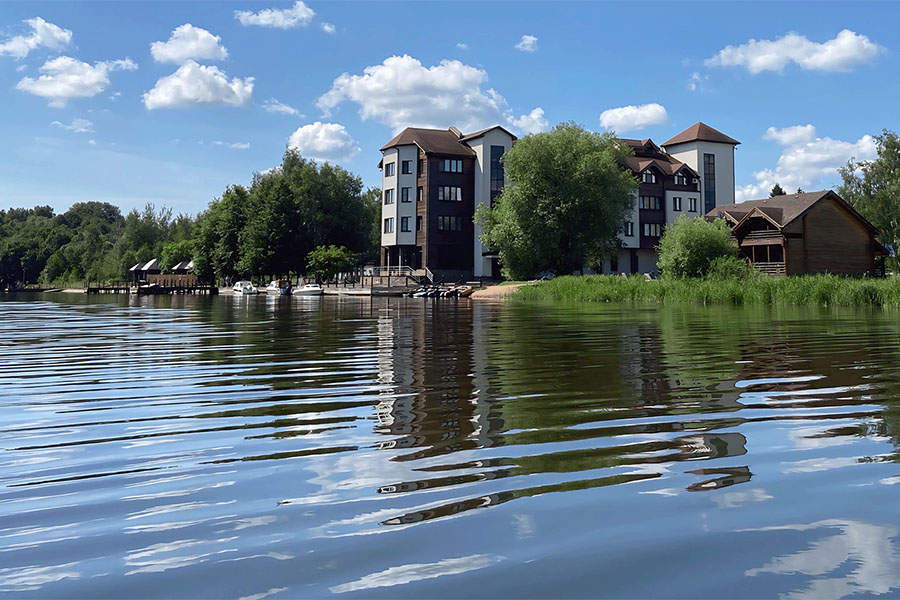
(306, 245, 357, 281)
(657, 215, 738, 278)
(475, 122, 637, 279)
(839, 130, 900, 262)
(770, 183, 786, 197)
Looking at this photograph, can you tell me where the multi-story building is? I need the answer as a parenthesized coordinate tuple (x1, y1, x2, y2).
(378, 121, 737, 279)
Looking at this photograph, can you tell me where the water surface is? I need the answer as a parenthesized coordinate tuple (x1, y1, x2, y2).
(2, 294, 900, 598)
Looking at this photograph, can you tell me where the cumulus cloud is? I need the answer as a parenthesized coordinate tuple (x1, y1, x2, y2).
(17, 56, 137, 107)
(320, 22, 335, 35)
(687, 71, 708, 91)
(143, 60, 253, 109)
(213, 140, 250, 149)
(0, 17, 72, 59)
(316, 54, 546, 135)
(262, 98, 301, 116)
(456, 42, 468, 50)
(287, 122, 360, 162)
(515, 35, 538, 53)
(51, 117, 93, 133)
(235, 1, 315, 29)
(706, 29, 882, 74)
(510, 107, 549, 134)
(598, 103, 669, 133)
(150, 24, 228, 64)
(735, 125, 877, 201)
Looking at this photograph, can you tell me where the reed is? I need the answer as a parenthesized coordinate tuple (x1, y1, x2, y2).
(513, 274, 900, 307)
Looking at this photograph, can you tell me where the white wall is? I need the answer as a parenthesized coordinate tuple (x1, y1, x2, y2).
(467, 129, 515, 277)
(664, 190, 702, 224)
(666, 141, 736, 208)
(619, 190, 639, 248)
(395, 145, 418, 247)
(380, 147, 398, 247)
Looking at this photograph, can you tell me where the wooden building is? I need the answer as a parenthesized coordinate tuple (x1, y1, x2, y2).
(707, 190, 886, 276)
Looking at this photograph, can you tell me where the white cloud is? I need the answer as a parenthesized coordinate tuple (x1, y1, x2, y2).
(598, 103, 669, 133)
(687, 71, 709, 91)
(143, 61, 254, 109)
(88, 139, 96, 146)
(213, 141, 250, 149)
(262, 98, 301, 116)
(0, 17, 72, 59)
(51, 117, 93, 133)
(150, 24, 228, 64)
(706, 29, 882, 74)
(287, 122, 360, 163)
(110, 91, 121, 101)
(456, 42, 468, 50)
(17, 56, 137, 107)
(320, 22, 335, 35)
(515, 35, 538, 53)
(316, 54, 546, 135)
(510, 107, 549, 134)
(736, 124, 878, 201)
(235, 1, 315, 29)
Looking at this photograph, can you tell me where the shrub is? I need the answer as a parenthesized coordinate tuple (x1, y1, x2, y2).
(657, 215, 738, 278)
(706, 255, 758, 280)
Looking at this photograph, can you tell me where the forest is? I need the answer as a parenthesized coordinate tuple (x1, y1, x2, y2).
(0, 149, 381, 289)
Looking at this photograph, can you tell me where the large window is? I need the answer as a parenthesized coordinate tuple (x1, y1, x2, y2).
(673, 197, 682, 211)
(490, 145, 505, 193)
(383, 217, 394, 233)
(384, 188, 394, 204)
(623, 221, 634, 237)
(401, 160, 412, 174)
(401, 216, 411, 232)
(639, 196, 661, 210)
(675, 173, 688, 186)
(437, 186, 462, 201)
(440, 159, 463, 173)
(401, 187, 411, 202)
(642, 171, 657, 184)
(438, 216, 463, 231)
(703, 153, 716, 213)
(643, 223, 662, 237)
(385, 162, 395, 176)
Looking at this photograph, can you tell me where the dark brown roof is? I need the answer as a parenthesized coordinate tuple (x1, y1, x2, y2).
(380, 127, 475, 156)
(624, 155, 699, 178)
(458, 125, 517, 143)
(662, 122, 740, 147)
(707, 190, 877, 233)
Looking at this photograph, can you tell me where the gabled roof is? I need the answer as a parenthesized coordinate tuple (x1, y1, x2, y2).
(380, 127, 476, 156)
(624, 156, 700, 178)
(129, 261, 145, 272)
(662, 122, 740, 147)
(458, 125, 517, 143)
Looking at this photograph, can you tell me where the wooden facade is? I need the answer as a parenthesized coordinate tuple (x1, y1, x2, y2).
(708, 190, 886, 277)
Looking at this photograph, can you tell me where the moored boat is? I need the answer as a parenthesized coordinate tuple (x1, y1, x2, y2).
(233, 281, 259, 295)
(293, 283, 323, 296)
(265, 279, 292, 295)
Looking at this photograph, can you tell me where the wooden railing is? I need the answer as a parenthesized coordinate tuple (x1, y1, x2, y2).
(744, 230, 782, 240)
(754, 261, 786, 276)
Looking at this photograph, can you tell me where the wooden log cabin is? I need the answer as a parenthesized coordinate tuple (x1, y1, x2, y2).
(707, 190, 887, 277)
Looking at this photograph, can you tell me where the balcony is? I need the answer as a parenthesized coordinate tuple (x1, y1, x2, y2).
(753, 261, 786, 276)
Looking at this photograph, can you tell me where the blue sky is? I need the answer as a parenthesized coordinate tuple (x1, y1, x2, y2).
(1, 1, 897, 216)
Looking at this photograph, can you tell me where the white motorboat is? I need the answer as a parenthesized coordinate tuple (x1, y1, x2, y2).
(233, 280, 259, 295)
(265, 279, 292, 295)
(293, 283, 323, 296)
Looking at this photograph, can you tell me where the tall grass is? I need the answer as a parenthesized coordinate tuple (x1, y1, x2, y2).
(513, 274, 900, 307)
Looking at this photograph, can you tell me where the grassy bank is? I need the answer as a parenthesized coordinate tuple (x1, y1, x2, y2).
(513, 274, 900, 307)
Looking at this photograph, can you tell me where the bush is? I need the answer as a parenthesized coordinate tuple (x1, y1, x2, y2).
(706, 255, 758, 280)
(657, 215, 738, 278)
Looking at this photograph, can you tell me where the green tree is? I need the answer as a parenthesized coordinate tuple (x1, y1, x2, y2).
(770, 183, 786, 196)
(475, 122, 637, 279)
(657, 215, 738, 278)
(839, 130, 900, 262)
(306, 245, 357, 281)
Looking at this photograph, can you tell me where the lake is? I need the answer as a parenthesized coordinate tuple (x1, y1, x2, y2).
(2, 293, 899, 599)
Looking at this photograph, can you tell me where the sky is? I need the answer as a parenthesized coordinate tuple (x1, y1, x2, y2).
(1, 1, 898, 216)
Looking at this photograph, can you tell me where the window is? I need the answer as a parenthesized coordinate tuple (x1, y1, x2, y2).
(642, 171, 657, 184)
(440, 158, 463, 173)
(416, 186, 423, 202)
(438, 216, 463, 231)
(437, 186, 462, 201)
(639, 196, 661, 210)
(703, 153, 716, 213)
(384, 188, 394, 204)
(401, 216, 411, 232)
(673, 197, 682, 211)
(401, 187, 411, 202)
(490, 145, 505, 193)
(643, 223, 662, 237)
(417, 158, 424, 175)
(385, 162, 395, 176)
(401, 160, 412, 174)
(675, 173, 688, 186)
(689, 197, 698, 212)
(383, 217, 394, 233)
(416, 216, 422, 231)
(623, 221, 634, 236)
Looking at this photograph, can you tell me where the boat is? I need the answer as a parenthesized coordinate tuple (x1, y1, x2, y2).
(293, 283, 323, 296)
(233, 280, 259, 295)
(459, 286, 475, 298)
(265, 279, 292, 296)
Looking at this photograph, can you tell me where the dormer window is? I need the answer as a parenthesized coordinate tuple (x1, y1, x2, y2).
(675, 173, 688, 185)
(642, 171, 656, 184)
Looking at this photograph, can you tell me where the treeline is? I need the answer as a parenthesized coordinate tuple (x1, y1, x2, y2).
(0, 149, 381, 288)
